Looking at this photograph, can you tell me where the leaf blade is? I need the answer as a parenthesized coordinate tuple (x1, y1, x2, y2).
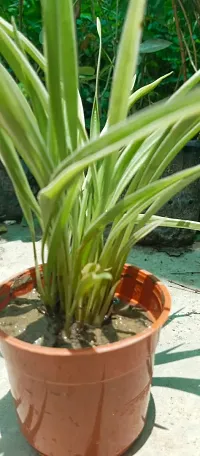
(57, 0, 79, 151)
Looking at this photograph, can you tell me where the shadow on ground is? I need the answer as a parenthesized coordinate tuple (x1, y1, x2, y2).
(0, 391, 37, 456)
(129, 243, 200, 290)
(0, 224, 41, 243)
(164, 308, 200, 328)
(123, 345, 200, 455)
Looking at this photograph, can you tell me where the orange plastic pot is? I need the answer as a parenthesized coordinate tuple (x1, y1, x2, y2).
(0, 264, 171, 456)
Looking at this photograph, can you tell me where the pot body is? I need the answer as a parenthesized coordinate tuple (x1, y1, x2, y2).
(0, 265, 171, 456)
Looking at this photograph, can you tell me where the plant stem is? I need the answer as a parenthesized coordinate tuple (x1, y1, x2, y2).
(172, 0, 187, 81)
(178, 0, 198, 70)
(19, 0, 24, 31)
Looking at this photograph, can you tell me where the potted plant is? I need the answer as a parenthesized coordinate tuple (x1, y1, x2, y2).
(1, 1, 200, 455)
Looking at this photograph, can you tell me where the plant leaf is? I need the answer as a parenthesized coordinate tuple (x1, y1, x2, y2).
(42, 0, 68, 161)
(140, 39, 172, 53)
(137, 214, 200, 232)
(128, 72, 173, 110)
(57, 0, 79, 151)
(41, 88, 200, 202)
(0, 64, 50, 187)
(107, 0, 146, 126)
(0, 16, 46, 70)
(79, 66, 95, 76)
(90, 18, 102, 139)
(0, 25, 48, 137)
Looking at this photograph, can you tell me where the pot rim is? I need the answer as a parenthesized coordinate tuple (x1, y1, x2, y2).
(0, 264, 171, 357)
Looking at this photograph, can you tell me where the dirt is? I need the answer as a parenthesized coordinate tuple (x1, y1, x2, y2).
(0, 290, 154, 349)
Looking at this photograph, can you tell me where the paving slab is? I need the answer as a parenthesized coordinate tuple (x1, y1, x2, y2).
(0, 225, 200, 456)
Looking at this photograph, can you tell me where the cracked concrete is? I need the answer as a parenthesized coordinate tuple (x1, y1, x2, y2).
(0, 225, 200, 456)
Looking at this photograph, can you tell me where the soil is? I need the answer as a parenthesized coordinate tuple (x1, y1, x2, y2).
(0, 290, 154, 349)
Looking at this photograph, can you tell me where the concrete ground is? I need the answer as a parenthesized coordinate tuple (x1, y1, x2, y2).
(0, 225, 200, 456)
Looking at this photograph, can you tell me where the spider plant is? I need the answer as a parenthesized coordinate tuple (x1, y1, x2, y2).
(1, 0, 200, 333)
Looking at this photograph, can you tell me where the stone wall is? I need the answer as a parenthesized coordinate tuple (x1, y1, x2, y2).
(141, 140, 200, 246)
(0, 162, 38, 222)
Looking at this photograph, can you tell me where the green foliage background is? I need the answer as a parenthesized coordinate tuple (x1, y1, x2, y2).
(1, 0, 199, 126)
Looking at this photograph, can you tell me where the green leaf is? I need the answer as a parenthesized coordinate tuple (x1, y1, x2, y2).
(79, 66, 95, 76)
(140, 39, 172, 53)
(82, 164, 200, 250)
(101, 0, 146, 210)
(42, 88, 200, 202)
(74, 270, 112, 301)
(80, 13, 93, 21)
(0, 64, 50, 187)
(42, 0, 68, 161)
(42, 179, 80, 277)
(0, 17, 46, 71)
(122, 220, 162, 252)
(136, 215, 200, 232)
(57, 0, 79, 151)
(90, 18, 102, 139)
(138, 117, 200, 188)
(170, 69, 200, 101)
(128, 72, 172, 110)
(0, 25, 48, 137)
(150, 119, 200, 182)
(107, 0, 146, 126)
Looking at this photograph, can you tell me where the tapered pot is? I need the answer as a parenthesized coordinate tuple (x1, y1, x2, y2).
(0, 264, 171, 456)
